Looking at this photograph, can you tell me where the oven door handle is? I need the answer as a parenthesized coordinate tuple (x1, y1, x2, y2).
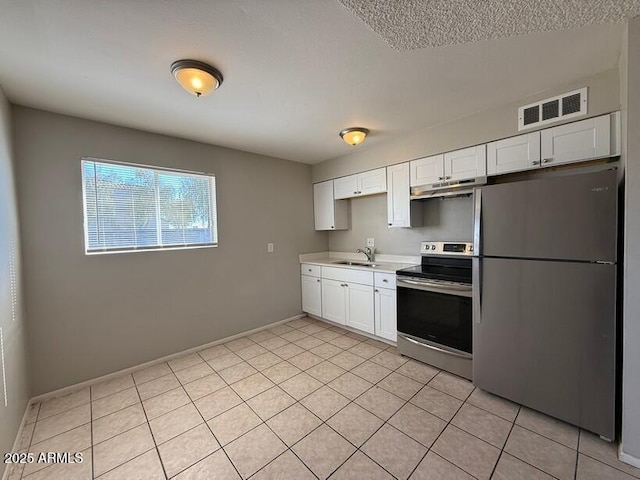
(399, 335, 473, 359)
(396, 278, 472, 297)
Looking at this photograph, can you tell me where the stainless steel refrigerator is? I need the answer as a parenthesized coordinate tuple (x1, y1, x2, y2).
(472, 168, 618, 439)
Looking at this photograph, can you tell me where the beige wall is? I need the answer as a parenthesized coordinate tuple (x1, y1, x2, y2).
(313, 68, 620, 183)
(622, 16, 640, 463)
(0, 89, 30, 477)
(12, 107, 328, 395)
(328, 194, 473, 255)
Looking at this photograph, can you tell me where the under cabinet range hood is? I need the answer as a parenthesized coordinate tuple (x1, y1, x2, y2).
(410, 176, 487, 200)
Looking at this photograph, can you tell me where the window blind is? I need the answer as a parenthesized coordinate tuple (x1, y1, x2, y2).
(81, 159, 217, 253)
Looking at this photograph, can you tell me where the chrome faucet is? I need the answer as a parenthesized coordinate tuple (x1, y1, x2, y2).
(356, 247, 374, 262)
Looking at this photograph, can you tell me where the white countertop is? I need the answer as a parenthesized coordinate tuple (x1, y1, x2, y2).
(299, 251, 420, 274)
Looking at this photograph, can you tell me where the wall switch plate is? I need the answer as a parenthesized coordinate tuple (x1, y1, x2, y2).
(267, 243, 274, 253)
(366, 238, 375, 247)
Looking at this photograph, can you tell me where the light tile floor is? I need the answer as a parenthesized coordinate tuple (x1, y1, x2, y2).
(7, 316, 640, 480)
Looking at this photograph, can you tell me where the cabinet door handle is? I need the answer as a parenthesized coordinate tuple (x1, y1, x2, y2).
(438, 176, 444, 180)
(353, 191, 358, 194)
(382, 279, 388, 283)
(532, 160, 540, 166)
(388, 223, 392, 226)
(374, 289, 379, 293)
(331, 226, 335, 229)
(316, 279, 320, 282)
(542, 158, 552, 164)
(445, 176, 451, 180)
(308, 269, 312, 272)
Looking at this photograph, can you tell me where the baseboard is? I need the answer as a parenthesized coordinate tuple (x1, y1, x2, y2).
(619, 446, 640, 469)
(30, 313, 306, 404)
(1, 401, 32, 480)
(307, 314, 396, 347)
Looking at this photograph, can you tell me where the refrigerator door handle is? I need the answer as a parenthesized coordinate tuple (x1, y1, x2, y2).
(473, 188, 482, 255)
(473, 257, 482, 324)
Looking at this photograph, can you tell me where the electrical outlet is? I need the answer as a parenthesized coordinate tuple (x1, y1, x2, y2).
(366, 238, 375, 248)
(267, 243, 274, 253)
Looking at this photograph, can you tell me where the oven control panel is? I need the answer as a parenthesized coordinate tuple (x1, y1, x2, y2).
(421, 241, 473, 256)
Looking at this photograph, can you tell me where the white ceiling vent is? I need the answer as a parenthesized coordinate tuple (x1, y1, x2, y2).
(518, 87, 587, 131)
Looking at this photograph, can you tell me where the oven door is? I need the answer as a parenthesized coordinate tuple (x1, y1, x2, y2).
(396, 276, 472, 354)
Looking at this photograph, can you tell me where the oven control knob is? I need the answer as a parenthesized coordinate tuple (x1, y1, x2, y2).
(424, 244, 430, 250)
(431, 245, 436, 250)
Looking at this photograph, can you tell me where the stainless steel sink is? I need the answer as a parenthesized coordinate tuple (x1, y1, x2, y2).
(332, 261, 380, 267)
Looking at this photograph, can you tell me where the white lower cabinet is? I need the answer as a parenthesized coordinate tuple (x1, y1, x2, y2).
(301, 263, 322, 317)
(319, 267, 376, 334)
(374, 272, 397, 342)
(321, 278, 348, 325)
(374, 288, 397, 342)
(346, 283, 374, 334)
(321, 278, 374, 332)
(301, 274, 322, 317)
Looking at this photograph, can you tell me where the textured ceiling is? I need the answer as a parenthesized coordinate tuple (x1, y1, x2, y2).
(338, 0, 640, 50)
(0, 1, 629, 164)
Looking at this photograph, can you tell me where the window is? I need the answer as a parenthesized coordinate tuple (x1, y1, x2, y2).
(81, 159, 217, 254)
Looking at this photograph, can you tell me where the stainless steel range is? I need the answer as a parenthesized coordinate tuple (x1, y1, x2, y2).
(396, 241, 473, 379)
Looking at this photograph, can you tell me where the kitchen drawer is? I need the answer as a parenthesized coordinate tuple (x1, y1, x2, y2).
(301, 264, 321, 277)
(374, 272, 396, 289)
(321, 266, 374, 286)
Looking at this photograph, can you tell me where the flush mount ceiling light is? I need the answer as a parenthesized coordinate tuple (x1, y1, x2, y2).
(171, 59, 223, 97)
(339, 127, 369, 146)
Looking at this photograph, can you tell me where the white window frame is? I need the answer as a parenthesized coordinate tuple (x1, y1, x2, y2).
(81, 157, 218, 255)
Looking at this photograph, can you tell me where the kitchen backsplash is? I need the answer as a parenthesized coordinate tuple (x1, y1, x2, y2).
(328, 193, 473, 255)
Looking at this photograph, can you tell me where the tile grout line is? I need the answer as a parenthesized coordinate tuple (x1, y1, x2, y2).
(20, 404, 40, 480)
(574, 430, 581, 480)
(404, 375, 475, 480)
(89, 386, 95, 480)
(487, 405, 520, 480)
(191, 348, 262, 479)
(579, 450, 640, 479)
(132, 376, 169, 480)
(192, 350, 245, 480)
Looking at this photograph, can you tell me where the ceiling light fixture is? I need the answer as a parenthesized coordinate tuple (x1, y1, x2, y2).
(339, 127, 369, 146)
(171, 59, 223, 97)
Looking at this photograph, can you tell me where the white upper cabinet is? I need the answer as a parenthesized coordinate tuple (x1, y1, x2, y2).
(410, 147, 485, 186)
(387, 163, 422, 228)
(313, 180, 349, 231)
(334, 168, 387, 199)
(333, 175, 359, 199)
(444, 145, 487, 182)
(487, 132, 541, 175)
(410, 154, 444, 187)
(540, 113, 618, 167)
(358, 168, 387, 196)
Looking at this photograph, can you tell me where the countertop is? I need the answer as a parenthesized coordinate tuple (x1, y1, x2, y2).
(299, 251, 420, 274)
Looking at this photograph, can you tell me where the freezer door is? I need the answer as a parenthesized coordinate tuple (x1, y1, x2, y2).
(480, 169, 617, 262)
(473, 258, 616, 439)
